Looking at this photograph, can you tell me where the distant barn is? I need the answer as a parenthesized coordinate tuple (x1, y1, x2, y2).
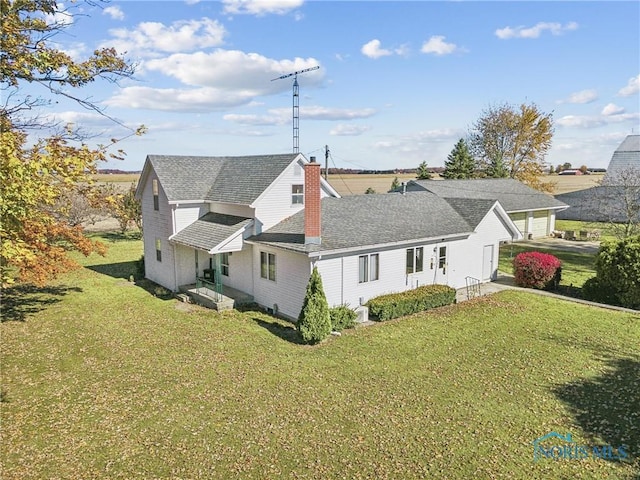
(603, 134, 640, 183)
(555, 134, 640, 223)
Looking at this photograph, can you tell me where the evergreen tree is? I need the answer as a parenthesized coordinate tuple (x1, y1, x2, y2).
(416, 161, 432, 180)
(364, 187, 376, 194)
(389, 177, 400, 192)
(297, 267, 332, 344)
(442, 139, 475, 179)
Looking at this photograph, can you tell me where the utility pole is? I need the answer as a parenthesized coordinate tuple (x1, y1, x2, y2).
(324, 145, 329, 180)
(271, 66, 320, 153)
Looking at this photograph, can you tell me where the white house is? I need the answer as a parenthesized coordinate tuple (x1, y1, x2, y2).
(137, 154, 522, 320)
(405, 178, 568, 239)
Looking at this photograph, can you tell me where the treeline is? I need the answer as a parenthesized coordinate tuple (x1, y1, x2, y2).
(98, 169, 142, 174)
(328, 167, 444, 175)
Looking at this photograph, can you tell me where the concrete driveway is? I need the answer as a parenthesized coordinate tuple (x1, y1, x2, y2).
(513, 237, 600, 254)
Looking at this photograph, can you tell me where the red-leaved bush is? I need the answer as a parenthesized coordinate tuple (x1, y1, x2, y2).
(513, 251, 562, 290)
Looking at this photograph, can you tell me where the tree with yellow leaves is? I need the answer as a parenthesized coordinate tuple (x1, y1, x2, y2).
(1, 0, 144, 286)
(469, 102, 554, 192)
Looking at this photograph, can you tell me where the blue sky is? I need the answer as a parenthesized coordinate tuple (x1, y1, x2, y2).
(38, 1, 640, 171)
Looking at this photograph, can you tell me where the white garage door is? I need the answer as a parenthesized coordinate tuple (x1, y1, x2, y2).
(532, 210, 549, 238)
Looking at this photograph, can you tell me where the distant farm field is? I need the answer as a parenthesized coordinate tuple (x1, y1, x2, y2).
(93, 172, 602, 196)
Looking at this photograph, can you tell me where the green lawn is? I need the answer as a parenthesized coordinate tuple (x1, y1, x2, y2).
(555, 219, 618, 243)
(499, 243, 597, 288)
(2, 234, 639, 479)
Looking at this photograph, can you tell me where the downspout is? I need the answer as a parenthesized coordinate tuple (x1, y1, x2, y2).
(341, 257, 344, 305)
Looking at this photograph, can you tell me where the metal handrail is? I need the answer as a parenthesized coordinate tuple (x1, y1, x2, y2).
(465, 276, 481, 300)
(196, 277, 223, 302)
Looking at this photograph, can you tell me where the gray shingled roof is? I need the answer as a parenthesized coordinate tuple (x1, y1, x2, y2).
(170, 213, 253, 252)
(445, 198, 497, 229)
(250, 192, 477, 254)
(147, 153, 299, 203)
(407, 178, 567, 212)
(604, 135, 640, 184)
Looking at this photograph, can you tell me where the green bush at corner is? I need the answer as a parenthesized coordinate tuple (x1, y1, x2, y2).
(582, 236, 640, 310)
(297, 267, 332, 344)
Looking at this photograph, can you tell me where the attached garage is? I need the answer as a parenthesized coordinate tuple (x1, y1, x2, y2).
(510, 212, 527, 236)
(406, 178, 568, 240)
(532, 210, 549, 238)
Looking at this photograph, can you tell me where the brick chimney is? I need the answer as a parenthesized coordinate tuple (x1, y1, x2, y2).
(304, 156, 321, 245)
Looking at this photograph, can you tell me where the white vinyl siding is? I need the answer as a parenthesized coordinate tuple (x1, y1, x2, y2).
(254, 160, 334, 233)
(253, 248, 310, 319)
(174, 204, 208, 233)
(141, 167, 176, 290)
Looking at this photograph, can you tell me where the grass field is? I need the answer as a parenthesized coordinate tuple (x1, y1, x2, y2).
(2, 234, 639, 479)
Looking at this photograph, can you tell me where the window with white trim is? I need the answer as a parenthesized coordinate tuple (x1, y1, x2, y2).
(152, 178, 159, 211)
(260, 252, 276, 281)
(358, 253, 379, 283)
(220, 252, 229, 276)
(155, 238, 162, 262)
(438, 246, 447, 268)
(292, 184, 304, 204)
(406, 247, 424, 274)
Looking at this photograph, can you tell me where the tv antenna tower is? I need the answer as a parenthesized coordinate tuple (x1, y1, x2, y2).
(271, 65, 320, 153)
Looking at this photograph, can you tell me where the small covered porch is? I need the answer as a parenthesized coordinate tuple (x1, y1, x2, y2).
(178, 283, 254, 311)
(170, 212, 255, 311)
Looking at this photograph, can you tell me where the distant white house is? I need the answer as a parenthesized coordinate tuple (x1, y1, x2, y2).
(404, 178, 568, 239)
(136, 153, 522, 320)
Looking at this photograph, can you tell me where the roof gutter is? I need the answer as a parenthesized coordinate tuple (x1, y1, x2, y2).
(247, 232, 472, 259)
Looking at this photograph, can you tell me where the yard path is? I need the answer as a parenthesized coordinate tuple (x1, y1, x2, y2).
(455, 274, 639, 314)
(514, 237, 600, 254)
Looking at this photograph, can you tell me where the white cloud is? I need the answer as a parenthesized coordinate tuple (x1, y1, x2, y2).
(44, 110, 113, 127)
(618, 74, 640, 96)
(602, 103, 625, 116)
(361, 39, 392, 59)
(103, 6, 124, 20)
(330, 124, 371, 136)
(44, 2, 74, 26)
(224, 107, 377, 126)
(223, 113, 288, 126)
(105, 86, 258, 112)
(557, 112, 640, 128)
(60, 42, 87, 61)
(300, 106, 377, 120)
(145, 50, 323, 91)
(222, 0, 304, 16)
(104, 18, 227, 56)
(107, 52, 324, 113)
(495, 21, 578, 39)
(421, 36, 460, 56)
(557, 89, 598, 104)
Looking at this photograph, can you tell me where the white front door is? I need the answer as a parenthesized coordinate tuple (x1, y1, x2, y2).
(482, 244, 494, 281)
(435, 244, 448, 284)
